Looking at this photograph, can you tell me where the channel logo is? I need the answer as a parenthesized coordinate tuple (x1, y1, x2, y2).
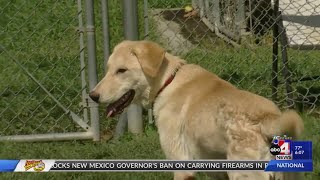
(270, 137, 292, 160)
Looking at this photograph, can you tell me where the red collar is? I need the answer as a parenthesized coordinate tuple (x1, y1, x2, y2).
(154, 65, 183, 100)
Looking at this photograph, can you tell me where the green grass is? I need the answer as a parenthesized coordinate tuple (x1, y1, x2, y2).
(0, 0, 319, 180)
(0, 127, 209, 179)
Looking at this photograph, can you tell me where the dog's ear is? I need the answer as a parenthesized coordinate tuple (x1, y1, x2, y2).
(131, 41, 166, 77)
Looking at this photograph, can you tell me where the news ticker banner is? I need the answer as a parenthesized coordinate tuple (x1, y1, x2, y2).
(0, 159, 313, 172)
(0, 140, 312, 172)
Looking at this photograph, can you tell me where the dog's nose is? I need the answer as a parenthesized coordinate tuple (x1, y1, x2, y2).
(89, 91, 100, 103)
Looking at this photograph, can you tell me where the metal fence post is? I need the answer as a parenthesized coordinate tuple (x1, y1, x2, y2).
(77, 0, 89, 124)
(143, 0, 149, 39)
(143, 0, 154, 125)
(272, 0, 279, 101)
(235, 0, 246, 40)
(101, 0, 110, 72)
(102, 0, 129, 139)
(122, 0, 143, 134)
(85, 0, 100, 141)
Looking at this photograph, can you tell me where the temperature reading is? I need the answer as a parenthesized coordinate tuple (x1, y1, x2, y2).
(295, 145, 303, 151)
(291, 141, 312, 160)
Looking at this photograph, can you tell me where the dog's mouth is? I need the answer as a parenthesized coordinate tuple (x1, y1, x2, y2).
(106, 89, 135, 118)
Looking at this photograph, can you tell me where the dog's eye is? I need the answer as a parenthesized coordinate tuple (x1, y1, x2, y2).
(116, 68, 127, 74)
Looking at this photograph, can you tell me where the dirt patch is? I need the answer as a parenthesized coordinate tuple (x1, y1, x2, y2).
(161, 9, 226, 47)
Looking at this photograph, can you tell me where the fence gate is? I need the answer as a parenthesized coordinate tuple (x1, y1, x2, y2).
(0, 0, 100, 141)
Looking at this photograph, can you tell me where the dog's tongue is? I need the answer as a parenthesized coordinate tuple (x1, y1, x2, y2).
(106, 110, 113, 118)
(106, 108, 115, 118)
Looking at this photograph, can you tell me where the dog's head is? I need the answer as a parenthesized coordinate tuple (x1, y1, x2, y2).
(89, 40, 166, 117)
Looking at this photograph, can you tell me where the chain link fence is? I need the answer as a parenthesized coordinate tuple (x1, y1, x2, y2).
(145, 0, 320, 114)
(1, 0, 319, 142)
(0, 0, 99, 141)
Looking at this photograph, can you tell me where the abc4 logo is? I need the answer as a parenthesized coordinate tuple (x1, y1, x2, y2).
(270, 140, 291, 155)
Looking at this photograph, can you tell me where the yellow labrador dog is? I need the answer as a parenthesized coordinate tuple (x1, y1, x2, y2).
(89, 40, 304, 180)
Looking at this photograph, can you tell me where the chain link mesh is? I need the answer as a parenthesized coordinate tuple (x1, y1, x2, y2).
(0, 1, 89, 137)
(1, 0, 319, 140)
(146, 0, 320, 114)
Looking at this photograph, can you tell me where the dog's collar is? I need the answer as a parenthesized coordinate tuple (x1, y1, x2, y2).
(154, 64, 183, 100)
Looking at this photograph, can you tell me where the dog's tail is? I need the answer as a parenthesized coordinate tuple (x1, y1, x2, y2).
(261, 110, 304, 139)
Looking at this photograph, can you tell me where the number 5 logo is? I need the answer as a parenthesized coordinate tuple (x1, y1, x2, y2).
(279, 140, 291, 155)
